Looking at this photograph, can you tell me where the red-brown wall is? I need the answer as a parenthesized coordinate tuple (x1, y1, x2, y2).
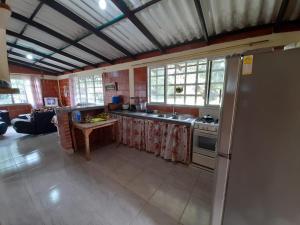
(41, 79, 59, 99)
(103, 70, 130, 105)
(0, 104, 32, 119)
(134, 67, 147, 102)
(58, 79, 71, 106)
(9, 64, 47, 75)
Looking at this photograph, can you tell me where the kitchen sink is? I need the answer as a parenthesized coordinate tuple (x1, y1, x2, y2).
(155, 114, 173, 118)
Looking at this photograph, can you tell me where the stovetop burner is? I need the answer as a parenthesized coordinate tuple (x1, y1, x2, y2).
(195, 115, 219, 124)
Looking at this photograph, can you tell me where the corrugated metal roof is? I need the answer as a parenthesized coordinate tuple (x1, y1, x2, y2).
(62, 45, 103, 64)
(5, 0, 300, 74)
(55, 0, 123, 27)
(8, 54, 38, 64)
(102, 18, 157, 54)
(136, 0, 205, 47)
(78, 34, 126, 60)
(13, 38, 53, 55)
(9, 0, 40, 18)
(201, 0, 282, 35)
(7, 18, 26, 33)
(40, 58, 75, 70)
(34, 62, 63, 72)
(6, 35, 17, 44)
(51, 53, 87, 67)
(124, 0, 152, 10)
(23, 26, 68, 49)
(34, 5, 89, 40)
(9, 48, 43, 60)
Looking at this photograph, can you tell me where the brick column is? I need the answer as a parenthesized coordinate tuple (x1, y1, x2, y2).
(56, 110, 74, 153)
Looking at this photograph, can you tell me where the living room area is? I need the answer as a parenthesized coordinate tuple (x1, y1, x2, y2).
(0, 65, 60, 138)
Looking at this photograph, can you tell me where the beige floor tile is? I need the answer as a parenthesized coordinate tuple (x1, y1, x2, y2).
(131, 203, 179, 225)
(126, 169, 164, 200)
(180, 195, 212, 225)
(149, 183, 191, 221)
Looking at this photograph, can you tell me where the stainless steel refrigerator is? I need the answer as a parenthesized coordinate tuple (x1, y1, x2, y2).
(211, 48, 300, 225)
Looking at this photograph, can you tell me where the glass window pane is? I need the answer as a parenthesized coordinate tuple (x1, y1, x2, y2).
(197, 85, 205, 96)
(167, 86, 174, 96)
(187, 66, 197, 73)
(176, 75, 185, 84)
(211, 71, 225, 83)
(212, 59, 225, 70)
(198, 72, 206, 83)
(151, 86, 157, 96)
(151, 76, 157, 84)
(157, 68, 164, 76)
(150, 69, 156, 76)
(175, 96, 184, 105)
(176, 64, 186, 74)
(167, 75, 175, 84)
(167, 68, 175, 75)
(157, 76, 164, 85)
(167, 96, 174, 104)
(209, 83, 223, 105)
(0, 94, 12, 104)
(157, 86, 164, 95)
(186, 73, 196, 84)
(196, 96, 205, 106)
(186, 85, 196, 95)
(198, 64, 207, 71)
(156, 95, 164, 102)
(185, 96, 195, 105)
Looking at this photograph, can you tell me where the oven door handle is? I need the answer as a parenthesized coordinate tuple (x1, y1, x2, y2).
(193, 129, 217, 138)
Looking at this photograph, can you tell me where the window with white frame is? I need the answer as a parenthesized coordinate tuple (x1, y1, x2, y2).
(0, 77, 34, 105)
(148, 58, 226, 106)
(72, 74, 104, 105)
(149, 66, 165, 103)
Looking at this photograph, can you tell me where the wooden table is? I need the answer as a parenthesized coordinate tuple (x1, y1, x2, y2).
(72, 119, 118, 160)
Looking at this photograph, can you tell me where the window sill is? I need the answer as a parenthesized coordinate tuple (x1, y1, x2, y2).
(147, 103, 220, 109)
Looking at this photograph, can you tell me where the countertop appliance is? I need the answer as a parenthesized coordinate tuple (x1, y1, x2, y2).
(211, 48, 300, 225)
(192, 115, 219, 169)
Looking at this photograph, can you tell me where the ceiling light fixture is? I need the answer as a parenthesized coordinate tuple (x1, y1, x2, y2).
(98, 0, 107, 10)
(26, 54, 33, 60)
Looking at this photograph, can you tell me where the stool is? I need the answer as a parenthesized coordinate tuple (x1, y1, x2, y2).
(0, 122, 8, 135)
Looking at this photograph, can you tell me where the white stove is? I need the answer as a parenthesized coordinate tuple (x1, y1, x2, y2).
(192, 116, 219, 169)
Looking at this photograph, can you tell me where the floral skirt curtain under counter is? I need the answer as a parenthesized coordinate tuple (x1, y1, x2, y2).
(111, 114, 191, 164)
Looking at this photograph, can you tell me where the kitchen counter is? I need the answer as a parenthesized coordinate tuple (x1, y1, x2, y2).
(55, 105, 105, 113)
(111, 110, 196, 126)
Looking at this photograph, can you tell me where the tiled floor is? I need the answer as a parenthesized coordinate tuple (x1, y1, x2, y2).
(0, 131, 214, 225)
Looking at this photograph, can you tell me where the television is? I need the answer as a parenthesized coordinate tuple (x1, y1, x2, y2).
(44, 97, 58, 107)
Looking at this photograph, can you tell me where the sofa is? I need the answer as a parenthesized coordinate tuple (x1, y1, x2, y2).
(11, 111, 57, 135)
(0, 110, 10, 125)
(0, 122, 8, 135)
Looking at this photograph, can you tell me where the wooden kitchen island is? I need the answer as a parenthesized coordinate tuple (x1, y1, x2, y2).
(55, 105, 106, 154)
(72, 119, 118, 160)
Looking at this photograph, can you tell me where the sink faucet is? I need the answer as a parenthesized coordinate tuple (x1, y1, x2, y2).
(172, 105, 177, 117)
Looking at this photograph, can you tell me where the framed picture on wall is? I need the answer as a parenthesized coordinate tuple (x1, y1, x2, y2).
(105, 82, 118, 91)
